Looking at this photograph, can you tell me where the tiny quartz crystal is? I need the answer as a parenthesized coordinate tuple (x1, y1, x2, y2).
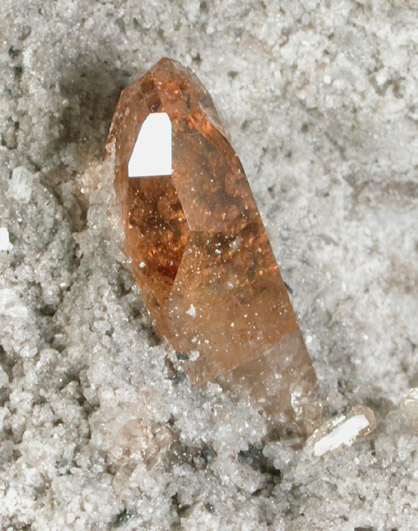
(107, 58, 321, 436)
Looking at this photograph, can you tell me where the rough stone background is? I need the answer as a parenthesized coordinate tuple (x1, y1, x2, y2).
(1, 1, 418, 529)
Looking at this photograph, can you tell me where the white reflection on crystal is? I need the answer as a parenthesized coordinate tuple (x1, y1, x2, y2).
(128, 112, 172, 178)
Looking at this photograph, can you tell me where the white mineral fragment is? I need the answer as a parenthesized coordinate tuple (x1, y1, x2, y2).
(7, 166, 34, 203)
(400, 388, 418, 430)
(89, 401, 172, 468)
(307, 406, 376, 457)
(0, 228, 11, 251)
(0, 288, 28, 318)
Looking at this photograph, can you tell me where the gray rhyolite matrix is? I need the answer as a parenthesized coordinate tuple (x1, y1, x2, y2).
(1, 1, 418, 529)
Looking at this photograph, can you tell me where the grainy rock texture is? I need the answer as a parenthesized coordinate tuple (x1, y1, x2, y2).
(1, 1, 417, 530)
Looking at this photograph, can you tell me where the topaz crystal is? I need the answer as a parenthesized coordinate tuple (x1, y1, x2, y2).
(107, 58, 320, 435)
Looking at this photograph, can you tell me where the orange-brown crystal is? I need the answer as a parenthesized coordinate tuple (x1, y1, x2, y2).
(107, 58, 320, 435)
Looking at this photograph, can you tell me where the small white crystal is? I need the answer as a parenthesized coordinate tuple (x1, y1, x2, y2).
(0, 367, 9, 388)
(0, 227, 11, 251)
(7, 166, 34, 203)
(306, 406, 376, 458)
(0, 288, 28, 318)
(313, 415, 370, 457)
(401, 388, 418, 430)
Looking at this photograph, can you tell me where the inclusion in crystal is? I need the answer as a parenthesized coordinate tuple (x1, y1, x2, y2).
(106, 58, 321, 436)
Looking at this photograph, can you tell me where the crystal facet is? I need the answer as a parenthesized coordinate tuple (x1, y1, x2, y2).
(107, 58, 320, 435)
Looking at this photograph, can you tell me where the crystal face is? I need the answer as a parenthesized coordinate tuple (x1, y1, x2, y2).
(107, 58, 320, 435)
(128, 112, 173, 177)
